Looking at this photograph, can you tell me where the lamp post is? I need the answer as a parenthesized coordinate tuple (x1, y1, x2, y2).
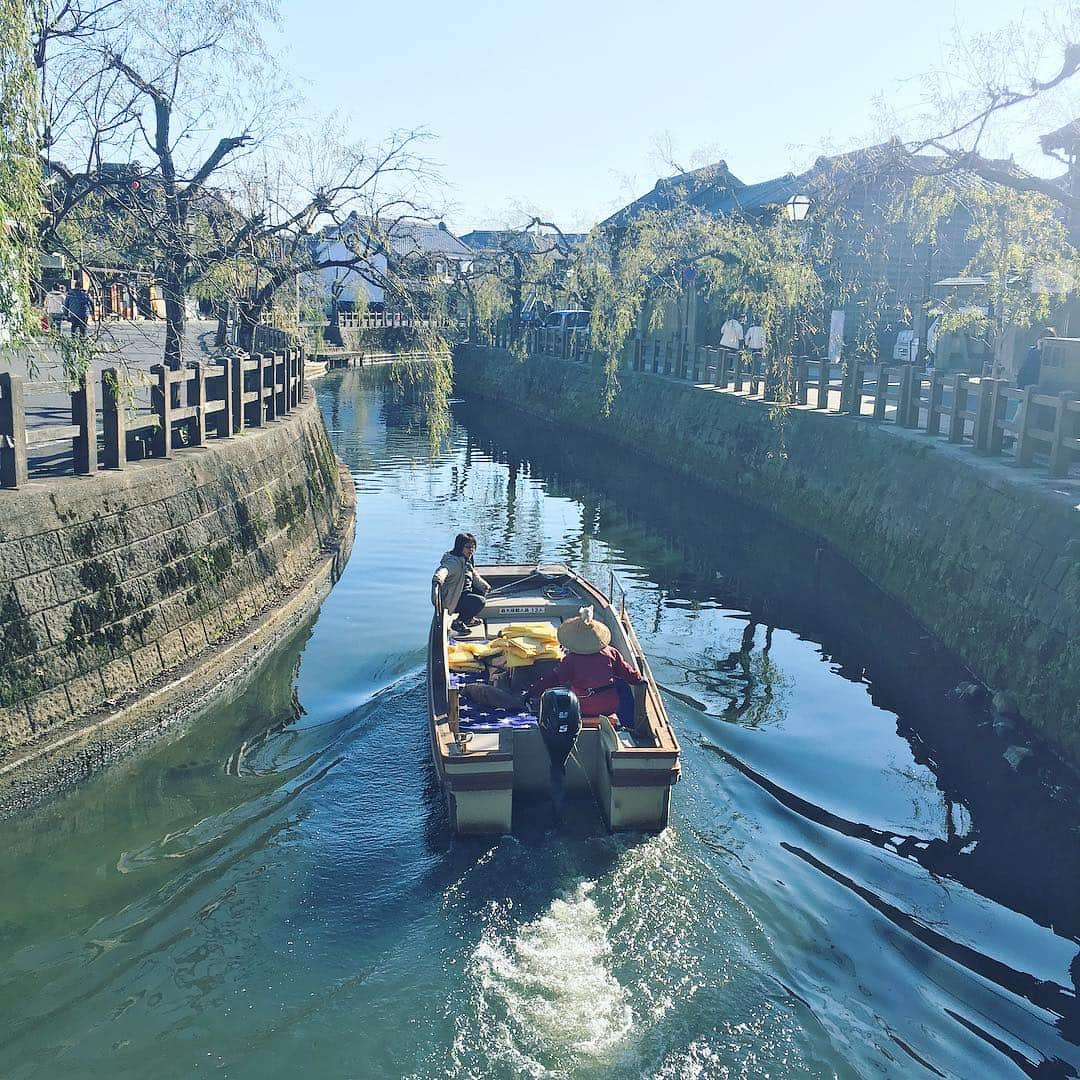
(772, 193, 811, 402)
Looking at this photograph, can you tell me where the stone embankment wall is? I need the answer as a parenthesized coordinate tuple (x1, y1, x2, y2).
(0, 397, 354, 802)
(456, 346, 1080, 766)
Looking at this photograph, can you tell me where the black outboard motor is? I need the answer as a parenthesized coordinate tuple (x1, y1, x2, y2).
(538, 688, 582, 826)
(538, 688, 582, 772)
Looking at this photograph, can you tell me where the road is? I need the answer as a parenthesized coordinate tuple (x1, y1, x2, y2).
(10, 319, 217, 429)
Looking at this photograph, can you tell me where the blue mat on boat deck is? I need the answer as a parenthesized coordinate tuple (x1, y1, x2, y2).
(450, 670, 538, 731)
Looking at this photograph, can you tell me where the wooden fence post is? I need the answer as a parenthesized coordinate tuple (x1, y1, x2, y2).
(986, 379, 1006, 456)
(1049, 393, 1078, 478)
(102, 367, 126, 469)
(873, 366, 889, 421)
(151, 364, 172, 458)
(231, 356, 245, 432)
(0, 372, 28, 488)
(907, 367, 924, 427)
(972, 377, 995, 452)
(188, 362, 205, 446)
(926, 372, 944, 436)
(839, 363, 853, 413)
(749, 354, 761, 396)
(733, 350, 745, 392)
(1045, 393, 1080, 477)
(1015, 386, 1037, 466)
(72, 368, 97, 474)
(217, 360, 233, 437)
(252, 354, 266, 427)
(718, 348, 731, 388)
(265, 353, 278, 421)
(817, 358, 830, 410)
(897, 364, 915, 428)
(850, 360, 865, 415)
(948, 375, 968, 443)
(796, 357, 808, 405)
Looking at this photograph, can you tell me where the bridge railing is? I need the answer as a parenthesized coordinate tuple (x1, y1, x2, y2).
(0, 348, 306, 489)
(483, 332, 1080, 480)
(335, 311, 440, 331)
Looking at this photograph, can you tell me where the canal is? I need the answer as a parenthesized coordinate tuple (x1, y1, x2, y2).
(0, 365, 1077, 1078)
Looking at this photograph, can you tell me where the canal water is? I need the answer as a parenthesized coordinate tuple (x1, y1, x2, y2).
(1, 366, 1077, 1079)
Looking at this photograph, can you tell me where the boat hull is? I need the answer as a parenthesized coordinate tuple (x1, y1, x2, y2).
(427, 564, 679, 834)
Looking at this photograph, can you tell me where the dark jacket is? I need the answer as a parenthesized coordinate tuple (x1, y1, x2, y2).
(64, 289, 92, 321)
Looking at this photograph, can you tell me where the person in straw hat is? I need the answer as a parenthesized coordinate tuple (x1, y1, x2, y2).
(527, 606, 644, 726)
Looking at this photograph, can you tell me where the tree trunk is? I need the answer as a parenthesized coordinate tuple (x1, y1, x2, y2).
(162, 272, 186, 370)
(237, 299, 258, 352)
(510, 258, 523, 340)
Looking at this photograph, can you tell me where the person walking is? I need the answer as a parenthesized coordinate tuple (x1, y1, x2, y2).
(431, 532, 491, 636)
(44, 285, 66, 332)
(64, 284, 93, 338)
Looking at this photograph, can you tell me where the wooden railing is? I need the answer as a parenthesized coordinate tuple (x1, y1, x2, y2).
(487, 331, 1080, 480)
(0, 348, 305, 488)
(335, 311, 438, 331)
(320, 349, 449, 369)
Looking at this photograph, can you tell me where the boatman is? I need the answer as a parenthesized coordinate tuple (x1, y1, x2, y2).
(528, 606, 644, 729)
(431, 532, 491, 636)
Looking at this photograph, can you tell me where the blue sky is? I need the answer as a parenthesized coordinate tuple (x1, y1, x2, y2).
(274, 0, 1064, 232)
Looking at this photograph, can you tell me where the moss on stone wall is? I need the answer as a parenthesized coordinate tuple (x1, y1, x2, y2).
(0, 400, 345, 758)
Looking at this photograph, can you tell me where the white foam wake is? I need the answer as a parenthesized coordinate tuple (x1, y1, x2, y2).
(459, 881, 634, 1075)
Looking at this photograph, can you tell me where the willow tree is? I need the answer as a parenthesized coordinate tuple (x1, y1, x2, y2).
(580, 198, 821, 408)
(0, 0, 41, 349)
(909, 178, 1078, 372)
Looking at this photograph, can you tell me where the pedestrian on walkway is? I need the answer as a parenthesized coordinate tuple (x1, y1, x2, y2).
(64, 285, 93, 338)
(44, 285, 66, 332)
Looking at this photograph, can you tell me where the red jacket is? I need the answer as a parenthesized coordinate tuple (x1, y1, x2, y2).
(529, 646, 644, 717)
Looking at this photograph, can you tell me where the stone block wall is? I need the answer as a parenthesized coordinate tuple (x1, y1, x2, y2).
(0, 398, 347, 758)
(455, 347, 1080, 766)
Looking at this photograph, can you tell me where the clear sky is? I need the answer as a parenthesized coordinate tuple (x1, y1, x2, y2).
(274, 0, 1065, 233)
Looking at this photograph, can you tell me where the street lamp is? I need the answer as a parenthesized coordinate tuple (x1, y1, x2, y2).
(785, 193, 811, 223)
(772, 193, 812, 402)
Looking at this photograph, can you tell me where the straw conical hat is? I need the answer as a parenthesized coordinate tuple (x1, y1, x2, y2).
(557, 606, 611, 654)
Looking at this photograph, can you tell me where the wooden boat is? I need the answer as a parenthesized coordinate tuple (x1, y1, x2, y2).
(427, 563, 681, 835)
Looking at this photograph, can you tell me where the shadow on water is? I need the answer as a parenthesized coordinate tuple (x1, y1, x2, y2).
(454, 400, 1080, 947)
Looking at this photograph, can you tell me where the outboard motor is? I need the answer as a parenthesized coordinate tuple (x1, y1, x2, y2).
(538, 688, 582, 826)
(538, 688, 582, 773)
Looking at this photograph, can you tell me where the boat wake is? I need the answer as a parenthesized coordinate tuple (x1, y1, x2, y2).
(453, 881, 633, 1076)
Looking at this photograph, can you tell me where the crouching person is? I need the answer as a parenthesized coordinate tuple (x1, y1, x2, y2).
(431, 532, 490, 636)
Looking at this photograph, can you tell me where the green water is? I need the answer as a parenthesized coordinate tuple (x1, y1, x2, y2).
(0, 368, 1076, 1079)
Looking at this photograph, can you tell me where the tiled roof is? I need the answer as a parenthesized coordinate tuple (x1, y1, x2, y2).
(600, 161, 746, 228)
(321, 216, 473, 259)
(459, 229, 587, 255)
(385, 220, 473, 259)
